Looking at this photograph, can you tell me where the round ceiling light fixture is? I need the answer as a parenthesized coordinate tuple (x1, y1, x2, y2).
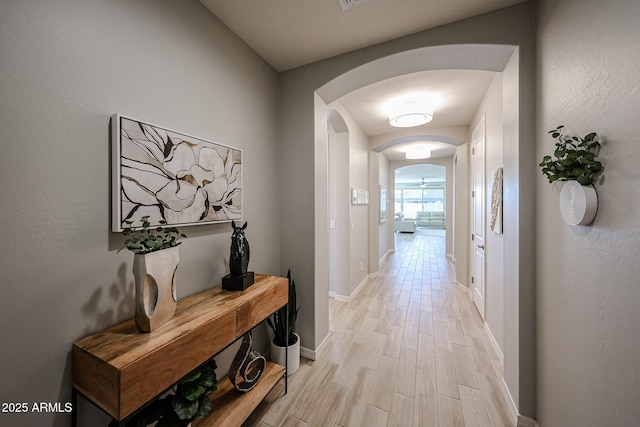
(389, 102, 433, 128)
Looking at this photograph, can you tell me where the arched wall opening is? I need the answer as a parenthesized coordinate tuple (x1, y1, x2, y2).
(327, 109, 350, 299)
(306, 42, 534, 418)
(391, 162, 451, 254)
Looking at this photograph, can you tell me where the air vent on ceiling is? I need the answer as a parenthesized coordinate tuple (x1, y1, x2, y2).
(338, 0, 370, 11)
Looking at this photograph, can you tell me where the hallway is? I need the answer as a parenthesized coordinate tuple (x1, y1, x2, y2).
(246, 230, 516, 426)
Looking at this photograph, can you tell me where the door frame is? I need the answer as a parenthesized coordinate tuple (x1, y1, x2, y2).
(471, 115, 486, 319)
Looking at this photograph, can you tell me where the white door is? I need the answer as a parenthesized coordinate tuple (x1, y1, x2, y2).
(472, 116, 486, 319)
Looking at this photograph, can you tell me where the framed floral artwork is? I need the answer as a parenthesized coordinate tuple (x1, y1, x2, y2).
(111, 114, 242, 232)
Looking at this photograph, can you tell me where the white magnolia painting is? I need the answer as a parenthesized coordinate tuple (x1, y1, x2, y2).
(112, 114, 242, 231)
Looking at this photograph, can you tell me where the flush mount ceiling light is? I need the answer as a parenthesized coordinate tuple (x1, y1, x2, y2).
(405, 147, 432, 159)
(389, 102, 433, 128)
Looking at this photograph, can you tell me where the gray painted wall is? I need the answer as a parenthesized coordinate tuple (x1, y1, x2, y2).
(536, 0, 640, 425)
(11, 1, 633, 425)
(454, 143, 470, 287)
(471, 74, 506, 355)
(378, 154, 391, 262)
(329, 126, 350, 297)
(279, 2, 535, 415)
(326, 101, 371, 299)
(0, 1, 279, 425)
(344, 106, 371, 295)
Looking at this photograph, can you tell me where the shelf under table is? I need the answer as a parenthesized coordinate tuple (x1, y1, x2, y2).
(193, 362, 286, 427)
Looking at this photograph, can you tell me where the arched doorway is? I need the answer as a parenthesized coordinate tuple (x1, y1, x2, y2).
(327, 109, 350, 299)
(392, 163, 448, 242)
(309, 44, 532, 415)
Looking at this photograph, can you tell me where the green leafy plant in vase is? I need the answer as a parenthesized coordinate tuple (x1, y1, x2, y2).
(539, 125, 602, 186)
(119, 216, 187, 332)
(119, 216, 187, 254)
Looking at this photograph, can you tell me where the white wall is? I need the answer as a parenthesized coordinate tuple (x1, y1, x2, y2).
(536, 0, 640, 425)
(470, 74, 505, 355)
(0, 1, 279, 426)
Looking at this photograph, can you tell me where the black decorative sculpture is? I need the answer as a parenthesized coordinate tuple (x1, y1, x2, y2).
(222, 221, 255, 291)
(230, 221, 250, 277)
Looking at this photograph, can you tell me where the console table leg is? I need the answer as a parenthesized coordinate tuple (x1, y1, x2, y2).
(71, 389, 77, 427)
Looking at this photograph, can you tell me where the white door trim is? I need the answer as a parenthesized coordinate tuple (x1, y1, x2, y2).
(471, 115, 486, 319)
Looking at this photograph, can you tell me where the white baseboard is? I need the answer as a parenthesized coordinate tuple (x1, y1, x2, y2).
(517, 415, 539, 427)
(379, 249, 394, 264)
(351, 275, 370, 299)
(501, 377, 519, 425)
(329, 274, 374, 303)
(496, 365, 538, 427)
(333, 293, 351, 302)
(483, 321, 504, 364)
(454, 281, 471, 297)
(300, 346, 315, 360)
(501, 375, 539, 427)
(300, 333, 330, 361)
(501, 377, 539, 427)
(457, 284, 524, 426)
(456, 282, 504, 364)
(329, 289, 351, 302)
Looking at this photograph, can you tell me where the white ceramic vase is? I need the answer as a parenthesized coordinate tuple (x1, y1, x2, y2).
(559, 180, 598, 225)
(132, 246, 179, 332)
(270, 333, 300, 375)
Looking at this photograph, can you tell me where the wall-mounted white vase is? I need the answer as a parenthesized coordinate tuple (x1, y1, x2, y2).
(559, 180, 598, 226)
(132, 246, 179, 332)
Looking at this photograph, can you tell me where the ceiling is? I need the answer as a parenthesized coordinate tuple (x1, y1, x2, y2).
(339, 68, 497, 163)
(395, 164, 446, 186)
(200, 0, 524, 184)
(200, 0, 525, 72)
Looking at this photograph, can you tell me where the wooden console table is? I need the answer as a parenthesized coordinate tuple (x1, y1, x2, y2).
(72, 274, 288, 426)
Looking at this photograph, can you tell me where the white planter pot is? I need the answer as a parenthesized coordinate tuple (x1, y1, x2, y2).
(270, 333, 300, 375)
(132, 246, 179, 332)
(559, 181, 598, 225)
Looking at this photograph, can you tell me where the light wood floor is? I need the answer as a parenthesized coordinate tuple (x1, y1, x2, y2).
(245, 230, 517, 427)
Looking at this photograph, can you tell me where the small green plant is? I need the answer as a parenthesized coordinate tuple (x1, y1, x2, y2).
(266, 270, 299, 347)
(539, 125, 602, 186)
(119, 216, 187, 255)
(120, 359, 218, 427)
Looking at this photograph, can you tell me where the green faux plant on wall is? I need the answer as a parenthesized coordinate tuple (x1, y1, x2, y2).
(539, 125, 602, 186)
(119, 216, 187, 255)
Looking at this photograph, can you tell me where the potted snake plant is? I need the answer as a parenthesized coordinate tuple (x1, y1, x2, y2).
(266, 270, 300, 375)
